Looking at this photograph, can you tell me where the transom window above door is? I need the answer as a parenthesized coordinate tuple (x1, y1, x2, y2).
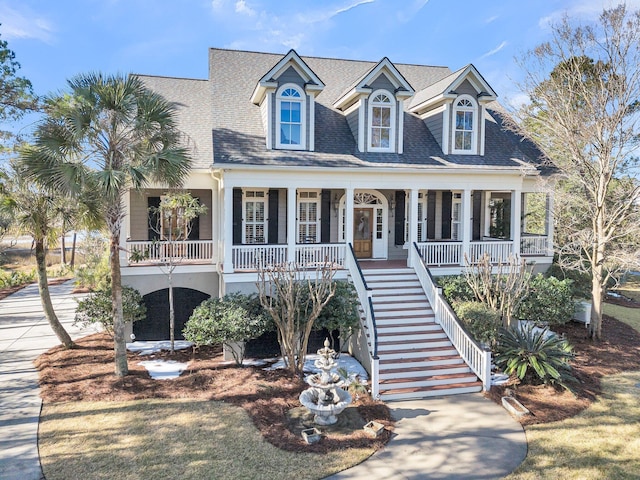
(276, 84, 306, 150)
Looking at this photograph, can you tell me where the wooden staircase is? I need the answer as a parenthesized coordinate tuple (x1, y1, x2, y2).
(361, 266, 482, 401)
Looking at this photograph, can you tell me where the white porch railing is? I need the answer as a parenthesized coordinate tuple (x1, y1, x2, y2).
(231, 245, 287, 270)
(127, 240, 214, 264)
(411, 243, 492, 391)
(346, 243, 379, 399)
(469, 241, 513, 264)
(520, 234, 551, 256)
(415, 241, 463, 266)
(295, 243, 346, 268)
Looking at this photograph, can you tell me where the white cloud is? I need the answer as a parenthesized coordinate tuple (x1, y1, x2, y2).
(485, 15, 499, 24)
(333, 0, 375, 17)
(480, 41, 508, 60)
(538, 0, 640, 29)
(296, 0, 375, 25)
(235, 0, 256, 16)
(0, 3, 55, 43)
(397, 0, 430, 23)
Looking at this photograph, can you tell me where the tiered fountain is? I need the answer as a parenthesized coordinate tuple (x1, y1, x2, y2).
(299, 338, 352, 426)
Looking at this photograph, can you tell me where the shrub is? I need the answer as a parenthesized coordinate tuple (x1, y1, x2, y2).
(453, 301, 501, 347)
(183, 293, 270, 365)
(74, 253, 110, 291)
(438, 275, 475, 303)
(495, 323, 577, 392)
(516, 274, 575, 325)
(314, 281, 361, 348)
(545, 263, 591, 299)
(0, 269, 36, 288)
(74, 286, 146, 336)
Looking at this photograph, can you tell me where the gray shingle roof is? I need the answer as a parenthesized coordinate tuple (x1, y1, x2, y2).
(137, 49, 550, 174)
(136, 74, 213, 170)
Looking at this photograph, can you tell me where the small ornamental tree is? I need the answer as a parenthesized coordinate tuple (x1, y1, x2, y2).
(183, 293, 269, 365)
(256, 261, 336, 377)
(132, 192, 207, 353)
(314, 280, 360, 350)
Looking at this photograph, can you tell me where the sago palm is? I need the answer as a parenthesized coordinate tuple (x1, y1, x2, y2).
(22, 73, 191, 376)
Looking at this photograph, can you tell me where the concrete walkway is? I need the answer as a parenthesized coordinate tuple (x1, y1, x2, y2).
(0, 281, 92, 480)
(0, 283, 527, 480)
(326, 394, 527, 479)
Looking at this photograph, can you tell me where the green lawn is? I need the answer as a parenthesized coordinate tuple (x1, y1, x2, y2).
(506, 273, 640, 479)
(39, 399, 374, 480)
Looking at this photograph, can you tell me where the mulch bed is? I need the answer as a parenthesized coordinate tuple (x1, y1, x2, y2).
(485, 313, 640, 425)
(35, 335, 393, 454)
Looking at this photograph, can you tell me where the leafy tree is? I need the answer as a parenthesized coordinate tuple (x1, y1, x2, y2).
(313, 280, 360, 349)
(0, 26, 38, 152)
(0, 161, 101, 348)
(515, 274, 575, 325)
(132, 192, 207, 352)
(183, 293, 269, 365)
(514, 5, 640, 338)
(22, 73, 191, 376)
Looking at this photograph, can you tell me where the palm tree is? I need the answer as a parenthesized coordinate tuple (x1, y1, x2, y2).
(0, 162, 101, 348)
(22, 73, 191, 376)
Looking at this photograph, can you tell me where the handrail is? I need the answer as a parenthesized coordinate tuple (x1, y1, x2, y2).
(412, 242, 492, 391)
(346, 243, 379, 397)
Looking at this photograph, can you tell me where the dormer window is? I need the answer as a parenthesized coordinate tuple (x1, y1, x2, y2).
(368, 90, 395, 152)
(276, 84, 306, 150)
(453, 95, 477, 154)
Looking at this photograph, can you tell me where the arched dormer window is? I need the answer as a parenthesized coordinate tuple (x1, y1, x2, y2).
(452, 95, 477, 154)
(276, 84, 306, 150)
(368, 90, 395, 152)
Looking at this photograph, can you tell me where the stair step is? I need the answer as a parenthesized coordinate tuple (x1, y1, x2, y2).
(379, 382, 483, 401)
(379, 355, 465, 369)
(377, 346, 458, 360)
(372, 287, 425, 295)
(378, 334, 448, 345)
(377, 323, 441, 333)
(360, 268, 413, 275)
(373, 294, 428, 303)
(379, 372, 478, 390)
(376, 317, 436, 327)
(368, 280, 421, 288)
(374, 303, 431, 312)
(363, 273, 419, 282)
(379, 363, 471, 379)
(378, 339, 452, 352)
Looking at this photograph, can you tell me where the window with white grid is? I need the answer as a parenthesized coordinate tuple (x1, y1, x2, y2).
(297, 190, 319, 243)
(243, 190, 267, 244)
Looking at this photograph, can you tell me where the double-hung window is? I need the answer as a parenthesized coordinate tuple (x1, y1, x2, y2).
(368, 90, 395, 152)
(453, 95, 477, 154)
(276, 84, 305, 149)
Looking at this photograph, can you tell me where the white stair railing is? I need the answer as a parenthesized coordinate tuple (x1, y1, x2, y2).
(412, 243, 492, 391)
(345, 243, 379, 399)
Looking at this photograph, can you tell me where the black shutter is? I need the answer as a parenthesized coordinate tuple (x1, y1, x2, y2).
(394, 190, 405, 245)
(320, 190, 331, 243)
(148, 196, 161, 241)
(232, 188, 242, 245)
(427, 191, 436, 240)
(268, 189, 279, 244)
(442, 191, 452, 239)
(188, 196, 201, 240)
(472, 191, 482, 240)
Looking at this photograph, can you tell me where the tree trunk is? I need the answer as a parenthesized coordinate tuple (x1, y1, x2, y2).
(70, 232, 77, 269)
(34, 238, 74, 348)
(169, 270, 175, 353)
(110, 230, 128, 376)
(60, 235, 66, 265)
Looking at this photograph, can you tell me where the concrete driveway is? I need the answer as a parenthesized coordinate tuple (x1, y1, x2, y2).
(0, 281, 92, 480)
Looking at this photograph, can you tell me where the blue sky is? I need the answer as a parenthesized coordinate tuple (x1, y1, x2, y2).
(1, 0, 635, 108)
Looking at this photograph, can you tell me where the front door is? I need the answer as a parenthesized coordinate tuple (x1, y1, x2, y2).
(353, 208, 373, 258)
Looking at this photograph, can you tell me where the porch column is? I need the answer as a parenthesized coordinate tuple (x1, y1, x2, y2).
(287, 187, 297, 263)
(223, 186, 234, 273)
(407, 189, 419, 267)
(511, 189, 522, 257)
(345, 187, 354, 246)
(461, 189, 472, 266)
(546, 192, 555, 256)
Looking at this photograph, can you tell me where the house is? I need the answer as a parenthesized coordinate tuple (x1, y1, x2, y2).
(120, 48, 554, 400)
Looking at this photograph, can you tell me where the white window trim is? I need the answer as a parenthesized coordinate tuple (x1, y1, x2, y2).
(367, 89, 395, 153)
(297, 190, 320, 243)
(276, 83, 306, 150)
(452, 94, 478, 155)
(242, 189, 268, 244)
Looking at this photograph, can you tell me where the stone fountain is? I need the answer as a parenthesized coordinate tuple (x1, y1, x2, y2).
(299, 338, 352, 426)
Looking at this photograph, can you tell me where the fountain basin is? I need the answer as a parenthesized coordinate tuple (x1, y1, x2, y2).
(299, 388, 352, 426)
